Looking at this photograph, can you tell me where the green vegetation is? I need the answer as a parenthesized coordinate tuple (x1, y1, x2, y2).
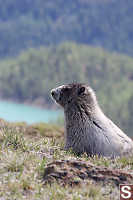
(0, 0, 132, 58)
(0, 121, 132, 200)
(0, 42, 133, 137)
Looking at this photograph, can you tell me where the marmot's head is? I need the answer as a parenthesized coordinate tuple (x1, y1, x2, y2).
(51, 83, 97, 110)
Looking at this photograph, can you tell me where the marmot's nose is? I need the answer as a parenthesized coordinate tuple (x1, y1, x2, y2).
(51, 89, 56, 97)
(51, 88, 61, 101)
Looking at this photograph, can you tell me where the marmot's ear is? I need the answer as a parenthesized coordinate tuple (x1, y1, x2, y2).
(78, 86, 86, 95)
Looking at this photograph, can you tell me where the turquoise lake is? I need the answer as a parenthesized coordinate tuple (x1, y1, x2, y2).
(0, 100, 62, 124)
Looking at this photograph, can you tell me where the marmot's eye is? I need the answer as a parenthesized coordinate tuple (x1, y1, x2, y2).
(78, 87, 85, 95)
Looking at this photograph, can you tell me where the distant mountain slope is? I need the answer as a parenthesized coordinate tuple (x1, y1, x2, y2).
(0, 42, 133, 136)
(0, 0, 133, 58)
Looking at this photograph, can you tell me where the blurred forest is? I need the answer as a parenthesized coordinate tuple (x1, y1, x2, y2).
(0, 43, 133, 136)
(0, 0, 133, 58)
(0, 0, 133, 136)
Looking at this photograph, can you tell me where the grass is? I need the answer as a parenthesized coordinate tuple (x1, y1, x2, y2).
(0, 120, 132, 200)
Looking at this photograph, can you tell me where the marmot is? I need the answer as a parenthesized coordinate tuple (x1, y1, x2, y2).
(51, 83, 133, 158)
